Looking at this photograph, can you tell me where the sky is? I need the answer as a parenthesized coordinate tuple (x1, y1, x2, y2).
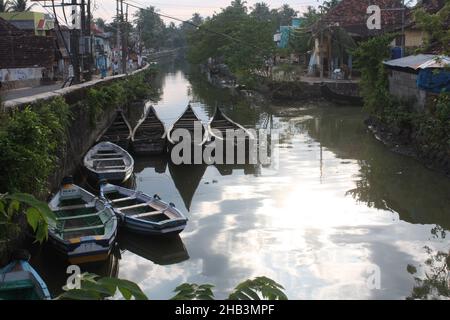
(33, 0, 325, 25)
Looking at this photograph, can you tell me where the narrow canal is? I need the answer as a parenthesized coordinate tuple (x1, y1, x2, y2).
(33, 59, 450, 300)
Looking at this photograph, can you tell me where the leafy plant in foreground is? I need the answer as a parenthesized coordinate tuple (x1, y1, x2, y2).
(61, 274, 288, 301)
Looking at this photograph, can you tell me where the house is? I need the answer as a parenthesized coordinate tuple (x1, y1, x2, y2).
(309, 0, 406, 78)
(91, 24, 113, 76)
(0, 11, 54, 36)
(383, 54, 450, 110)
(0, 18, 56, 90)
(274, 18, 302, 49)
(402, 0, 447, 53)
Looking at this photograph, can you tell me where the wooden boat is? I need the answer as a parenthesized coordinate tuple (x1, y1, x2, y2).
(208, 107, 255, 144)
(0, 260, 51, 300)
(131, 105, 167, 155)
(98, 110, 133, 150)
(320, 83, 363, 106)
(47, 178, 118, 265)
(100, 182, 188, 236)
(167, 104, 208, 147)
(83, 141, 134, 183)
(118, 232, 189, 265)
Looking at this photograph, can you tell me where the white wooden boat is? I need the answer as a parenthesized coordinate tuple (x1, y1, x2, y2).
(47, 178, 118, 265)
(100, 183, 188, 236)
(83, 142, 134, 183)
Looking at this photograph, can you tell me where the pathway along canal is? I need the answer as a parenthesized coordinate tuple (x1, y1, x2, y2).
(32, 60, 450, 300)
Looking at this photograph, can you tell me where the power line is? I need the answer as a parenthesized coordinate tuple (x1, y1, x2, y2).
(122, 0, 270, 54)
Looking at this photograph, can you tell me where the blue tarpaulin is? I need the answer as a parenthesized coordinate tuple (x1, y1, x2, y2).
(417, 68, 450, 93)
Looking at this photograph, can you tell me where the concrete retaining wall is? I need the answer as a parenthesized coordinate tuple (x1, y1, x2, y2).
(1, 66, 149, 193)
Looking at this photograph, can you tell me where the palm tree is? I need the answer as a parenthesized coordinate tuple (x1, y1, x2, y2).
(9, 0, 36, 12)
(0, 0, 11, 12)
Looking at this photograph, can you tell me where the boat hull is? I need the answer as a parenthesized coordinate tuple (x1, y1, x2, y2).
(48, 231, 117, 265)
(131, 139, 167, 156)
(121, 215, 187, 236)
(0, 260, 51, 300)
(85, 166, 133, 184)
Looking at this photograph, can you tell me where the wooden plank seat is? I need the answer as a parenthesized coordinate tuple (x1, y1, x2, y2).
(111, 196, 136, 203)
(58, 204, 95, 211)
(119, 203, 149, 211)
(129, 210, 163, 219)
(56, 212, 100, 221)
(94, 158, 125, 162)
(97, 165, 126, 170)
(63, 225, 104, 233)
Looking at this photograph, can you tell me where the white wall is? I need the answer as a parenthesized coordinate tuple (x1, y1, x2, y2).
(0, 67, 43, 82)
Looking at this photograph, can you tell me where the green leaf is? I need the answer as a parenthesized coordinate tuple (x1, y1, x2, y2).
(58, 289, 103, 300)
(26, 207, 40, 231)
(7, 200, 20, 217)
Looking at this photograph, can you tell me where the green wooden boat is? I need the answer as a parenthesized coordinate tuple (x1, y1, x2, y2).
(0, 260, 51, 300)
(48, 177, 118, 264)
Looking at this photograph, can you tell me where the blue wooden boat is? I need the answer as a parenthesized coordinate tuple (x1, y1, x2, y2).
(100, 182, 188, 236)
(0, 260, 51, 300)
(48, 178, 118, 264)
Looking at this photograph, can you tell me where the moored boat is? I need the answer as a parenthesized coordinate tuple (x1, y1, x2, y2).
(98, 110, 133, 150)
(47, 178, 118, 264)
(100, 182, 188, 236)
(131, 105, 167, 155)
(0, 259, 51, 300)
(208, 106, 254, 144)
(320, 83, 363, 106)
(167, 104, 208, 147)
(83, 141, 134, 183)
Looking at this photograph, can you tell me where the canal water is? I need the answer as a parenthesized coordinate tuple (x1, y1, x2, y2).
(33, 59, 450, 300)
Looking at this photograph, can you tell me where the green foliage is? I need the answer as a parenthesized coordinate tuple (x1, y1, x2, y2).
(187, 1, 275, 86)
(171, 283, 215, 300)
(61, 275, 288, 301)
(170, 276, 287, 301)
(414, 1, 450, 55)
(352, 34, 397, 114)
(58, 273, 148, 300)
(0, 97, 70, 194)
(228, 276, 288, 300)
(0, 192, 55, 256)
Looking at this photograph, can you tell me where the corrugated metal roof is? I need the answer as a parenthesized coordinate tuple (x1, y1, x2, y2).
(384, 54, 450, 70)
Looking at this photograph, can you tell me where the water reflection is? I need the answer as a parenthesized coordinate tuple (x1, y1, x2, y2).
(34, 60, 450, 300)
(118, 232, 189, 266)
(31, 244, 120, 297)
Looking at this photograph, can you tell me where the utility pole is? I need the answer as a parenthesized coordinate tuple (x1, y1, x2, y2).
(116, 0, 121, 70)
(121, 0, 127, 74)
(87, 0, 93, 78)
(70, 0, 80, 83)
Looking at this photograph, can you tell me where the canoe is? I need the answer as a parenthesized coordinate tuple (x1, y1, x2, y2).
(0, 260, 51, 300)
(320, 83, 363, 106)
(118, 232, 189, 265)
(84, 141, 134, 183)
(167, 104, 208, 147)
(100, 183, 188, 236)
(131, 105, 167, 155)
(208, 107, 254, 144)
(47, 178, 118, 265)
(97, 110, 133, 150)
